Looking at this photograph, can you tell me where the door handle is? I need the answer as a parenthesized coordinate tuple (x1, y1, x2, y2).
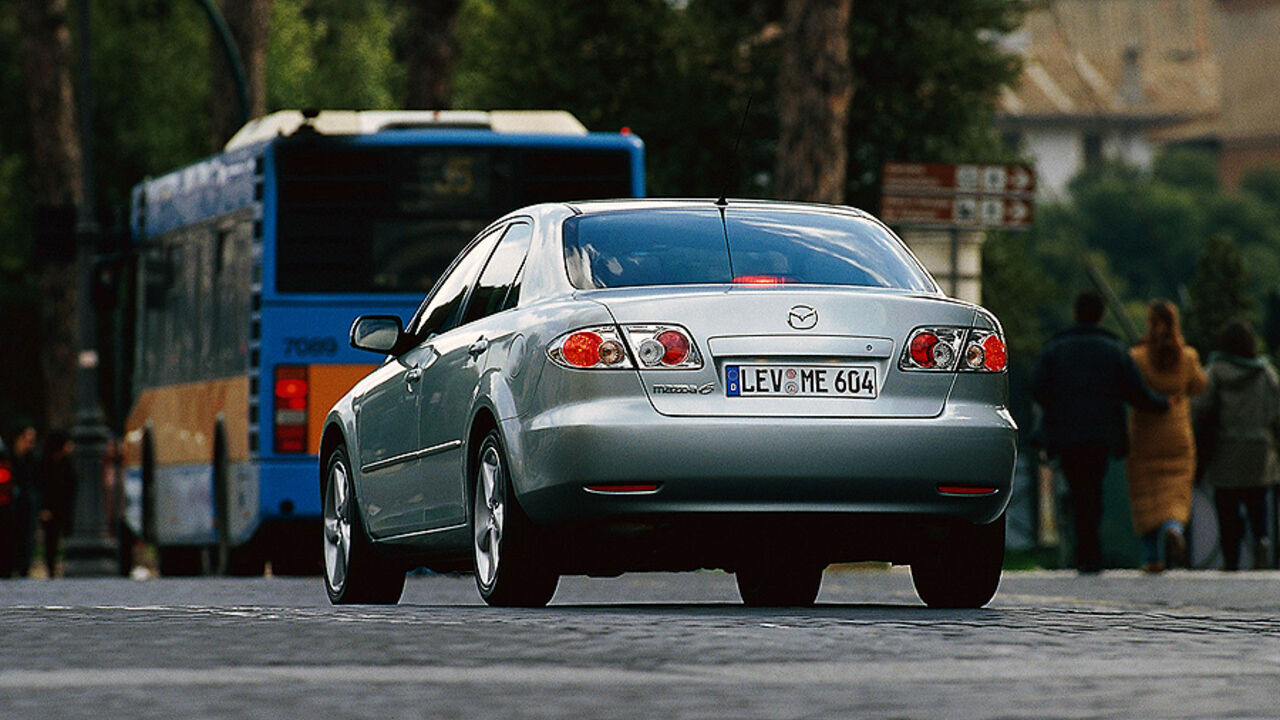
(405, 368, 423, 384)
(468, 337, 490, 357)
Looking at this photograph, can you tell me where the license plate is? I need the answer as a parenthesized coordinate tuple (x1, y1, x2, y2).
(724, 363, 877, 399)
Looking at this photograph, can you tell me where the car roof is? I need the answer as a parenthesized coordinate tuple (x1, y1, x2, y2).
(563, 198, 878, 222)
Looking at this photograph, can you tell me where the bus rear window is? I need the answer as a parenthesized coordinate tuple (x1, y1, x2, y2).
(563, 207, 936, 292)
(274, 141, 633, 293)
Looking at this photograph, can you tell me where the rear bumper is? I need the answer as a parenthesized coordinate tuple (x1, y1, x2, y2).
(506, 397, 1017, 529)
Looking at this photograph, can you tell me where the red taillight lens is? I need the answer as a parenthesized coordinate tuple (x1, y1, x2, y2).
(909, 332, 939, 368)
(0, 464, 11, 506)
(733, 275, 790, 285)
(982, 334, 1007, 372)
(561, 331, 603, 368)
(656, 330, 690, 365)
(274, 365, 309, 454)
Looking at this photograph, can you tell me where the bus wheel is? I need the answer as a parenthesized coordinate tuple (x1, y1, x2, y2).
(323, 444, 404, 604)
(158, 546, 204, 576)
(227, 535, 266, 576)
(116, 519, 136, 577)
(471, 430, 558, 607)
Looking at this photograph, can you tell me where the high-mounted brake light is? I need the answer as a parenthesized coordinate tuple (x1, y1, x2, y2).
(733, 275, 790, 285)
(274, 365, 309, 453)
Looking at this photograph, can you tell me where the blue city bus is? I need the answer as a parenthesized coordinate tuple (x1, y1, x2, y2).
(123, 110, 645, 574)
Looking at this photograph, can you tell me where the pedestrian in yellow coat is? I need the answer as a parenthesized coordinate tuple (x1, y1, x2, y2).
(1127, 300, 1206, 573)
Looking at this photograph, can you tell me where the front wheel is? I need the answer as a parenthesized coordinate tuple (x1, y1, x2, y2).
(910, 513, 1006, 609)
(323, 444, 405, 604)
(472, 430, 558, 607)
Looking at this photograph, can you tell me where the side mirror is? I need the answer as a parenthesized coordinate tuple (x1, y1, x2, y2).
(349, 315, 404, 354)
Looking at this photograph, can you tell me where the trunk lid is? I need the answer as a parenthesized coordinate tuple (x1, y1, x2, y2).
(584, 286, 977, 418)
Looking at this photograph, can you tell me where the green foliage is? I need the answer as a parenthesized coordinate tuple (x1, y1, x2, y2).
(453, 0, 1024, 201)
(1184, 234, 1254, 356)
(846, 0, 1025, 209)
(1240, 165, 1280, 208)
(1153, 146, 1218, 196)
(90, 0, 213, 212)
(1066, 161, 1203, 301)
(267, 0, 400, 111)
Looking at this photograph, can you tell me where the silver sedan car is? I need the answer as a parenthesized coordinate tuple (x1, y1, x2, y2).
(321, 199, 1016, 608)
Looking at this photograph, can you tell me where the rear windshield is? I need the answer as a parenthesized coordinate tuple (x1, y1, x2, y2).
(563, 207, 935, 292)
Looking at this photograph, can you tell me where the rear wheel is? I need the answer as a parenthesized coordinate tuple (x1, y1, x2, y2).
(323, 444, 405, 604)
(472, 430, 558, 607)
(736, 562, 824, 607)
(910, 513, 1005, 609)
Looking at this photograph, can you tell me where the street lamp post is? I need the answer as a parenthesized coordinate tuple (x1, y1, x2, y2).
(62, 0, 115, 576)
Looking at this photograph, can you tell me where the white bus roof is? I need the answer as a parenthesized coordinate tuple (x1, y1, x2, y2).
(224, 109, 591, 151)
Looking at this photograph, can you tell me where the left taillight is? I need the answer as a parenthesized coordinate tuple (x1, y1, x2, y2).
(547, 324, 702, 370)
(274, 365, 309, 453)
(900, 327, 1007, 373)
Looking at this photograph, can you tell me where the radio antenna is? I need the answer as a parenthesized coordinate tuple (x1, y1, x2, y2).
(716, 95, 752, 207)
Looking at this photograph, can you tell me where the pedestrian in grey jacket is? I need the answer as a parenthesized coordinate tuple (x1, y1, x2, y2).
(1193, 321, 1279, 570)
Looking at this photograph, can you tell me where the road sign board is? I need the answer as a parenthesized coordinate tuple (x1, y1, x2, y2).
(880, 194, 1034, 228)
(880, 161, 1036, 230)
(883, 162, 1036, 197)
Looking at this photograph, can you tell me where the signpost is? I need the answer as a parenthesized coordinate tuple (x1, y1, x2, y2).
(880, 162, 1036, 228)
(880, 162, 1037, 298)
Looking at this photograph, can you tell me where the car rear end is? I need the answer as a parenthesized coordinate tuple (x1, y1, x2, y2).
(508, 202, 1016, 571)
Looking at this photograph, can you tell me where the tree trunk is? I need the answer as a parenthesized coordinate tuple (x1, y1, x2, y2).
(400, 0, 461, 109)
(211, 0, 272, 149)
(18, 0, 83, 432)
(774, 0, 853, 204)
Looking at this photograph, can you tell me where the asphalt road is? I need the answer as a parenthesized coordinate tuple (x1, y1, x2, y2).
(1, 568, 1277, 719)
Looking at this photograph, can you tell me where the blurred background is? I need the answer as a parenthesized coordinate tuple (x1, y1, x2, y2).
(1, 0, 1278, 569)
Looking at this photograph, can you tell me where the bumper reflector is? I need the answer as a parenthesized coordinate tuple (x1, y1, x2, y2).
(937, 484, 998, 496)
(584, 483, 662, 494)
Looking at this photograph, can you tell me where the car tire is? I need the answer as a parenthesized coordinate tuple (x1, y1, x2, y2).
(323, 444, 405, 604)
(910, 512, 1005, 609)
(735, 562, 824, 607)
(472, 430, 558, 607)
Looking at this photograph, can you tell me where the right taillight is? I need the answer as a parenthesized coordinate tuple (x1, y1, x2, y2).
(900, 327, 1007, 373)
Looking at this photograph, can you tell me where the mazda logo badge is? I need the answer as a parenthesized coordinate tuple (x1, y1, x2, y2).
(788, 305, 818, 330)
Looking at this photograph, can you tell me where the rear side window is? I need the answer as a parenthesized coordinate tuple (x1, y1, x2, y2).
(563, 207, 934, 292)
(461, 221, 533, 325)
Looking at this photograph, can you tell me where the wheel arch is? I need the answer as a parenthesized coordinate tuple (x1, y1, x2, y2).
(319, 420, 348, 496)
(465, 405, 501, 499)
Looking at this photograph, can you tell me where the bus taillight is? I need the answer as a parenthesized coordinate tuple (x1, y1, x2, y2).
(274, 366, 309, 454)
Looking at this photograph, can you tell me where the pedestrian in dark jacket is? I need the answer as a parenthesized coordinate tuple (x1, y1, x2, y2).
(1033, 291, 1169, 573)
(1193, 321, 1279, 570)
(39, 430, 75, 579)
(9, 426, 39, 577)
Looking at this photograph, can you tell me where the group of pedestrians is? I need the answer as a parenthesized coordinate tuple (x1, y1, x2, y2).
(0, 425, 76, 579)
(1035, 291, 1277, 573)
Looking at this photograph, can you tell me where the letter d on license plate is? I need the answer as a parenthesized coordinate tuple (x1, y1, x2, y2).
(725, 363, 877, 399)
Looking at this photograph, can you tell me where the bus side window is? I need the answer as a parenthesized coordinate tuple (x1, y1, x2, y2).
(461, 221, 532, 326)
(406, 226, 504, 345)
